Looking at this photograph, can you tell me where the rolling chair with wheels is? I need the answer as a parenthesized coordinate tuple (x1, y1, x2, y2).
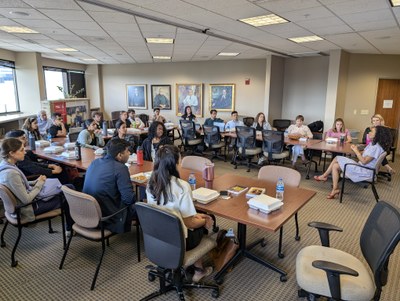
(179, 120, 203, 154)
(203, 125, 226, 162)
(232, 126, 262, 172)
(296, 200, 400, 301)
(135, 202, 219, 301)
(272, 119, 291, 132)
(242, 117, 254, 127)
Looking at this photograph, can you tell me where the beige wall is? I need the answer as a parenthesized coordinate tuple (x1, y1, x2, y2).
(101, 59, 267, 123)
(0, 49, 15, 61)
(266, 55, 285, 124)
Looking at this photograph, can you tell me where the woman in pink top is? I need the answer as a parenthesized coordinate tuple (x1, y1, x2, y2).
(325, 118, 352, 143)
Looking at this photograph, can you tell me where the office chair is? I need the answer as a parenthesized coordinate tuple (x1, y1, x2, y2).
(138, 114, 150, 127)
(233, 126, 262, 172)
(59, 186, 140, 290)
(135, 202, 219, 300)
(296, 201, 400, 301)
(203, 125, 226, 162)
(272, 119, 291, 132)
(0, 184, 65, 267)
(179, 120, 203, 154)
(261, 130, 289, 165)
(340, 151, 387, 203)
(258, 166, 301, 258)
(68, 131, 81, 143)
(242, 117, 254, 127)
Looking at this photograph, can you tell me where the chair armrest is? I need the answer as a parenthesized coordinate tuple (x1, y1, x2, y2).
(312, 260, 359, 300)
(308, 222, 343, 247)
(100, 205, 130, 222)
(16, 198, 42, 210)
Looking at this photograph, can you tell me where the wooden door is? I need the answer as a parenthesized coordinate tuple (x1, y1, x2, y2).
(375, 79, 400, 153)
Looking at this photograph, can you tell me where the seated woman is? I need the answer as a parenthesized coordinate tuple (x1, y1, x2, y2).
(22, 117, 42, 141)
(77, 119, 105, 149)
(111, 120, 136, 154)
(362, 114, 395, 174)
(287, 115, 313, 169)
(141, 121, 171, 161)
(146, 144, 214, 282)
(252, 112, 272, 162)
(314, 125, 392, 199)
(0, 138, 73, 233)
(325, 118, 352, 142)
(181, 105, 197, 122)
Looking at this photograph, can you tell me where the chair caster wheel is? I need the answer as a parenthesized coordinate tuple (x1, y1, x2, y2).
(11, 260, 18, 267)
(280, 275, 287, 282)
(260, 240, 266, 247)
(295, 235, 301, 241)
(148, 273, 156, 282)
(278, 253, 285, 259)
(216, 278, 224, 285)
(212, 289, 219, 298)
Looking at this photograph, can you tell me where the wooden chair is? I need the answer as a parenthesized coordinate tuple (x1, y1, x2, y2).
(258, 166, 301, 258)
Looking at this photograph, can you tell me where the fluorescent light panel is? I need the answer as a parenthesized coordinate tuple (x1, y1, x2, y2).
(0, 26, 38, 33)
(288, 35, 324, 43)
(218, 52, 239, 56)
(82, 58, 98, 61)
(390, 0, 400, 6)
(153, 56, 171, 59)
(146, 38, 174, 44)
(239, 14, 288, 27)
(56, 48, 78, 52)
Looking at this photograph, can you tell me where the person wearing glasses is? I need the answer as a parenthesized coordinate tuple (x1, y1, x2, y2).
(22, 117, 42, 141)
(48, 112, 67, 138)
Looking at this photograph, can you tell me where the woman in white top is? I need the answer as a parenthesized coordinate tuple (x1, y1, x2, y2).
(286, 115, 313, 168)
(146, 144, 214, 283)
(77, 119, 105, 149)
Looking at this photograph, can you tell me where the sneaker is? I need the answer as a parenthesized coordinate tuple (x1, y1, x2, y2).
(192, 266, 213, 283)
(258, 156, 266, 165)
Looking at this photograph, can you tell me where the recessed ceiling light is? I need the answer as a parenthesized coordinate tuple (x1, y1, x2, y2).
(390, 0, 400, 7)
(82, 58, 98, 61)
(218, 52, 240, 57)
(146, 38, 174, 44)
(0, 26, 38, 33)
(153, 56, 171, 60)
(9, 11, 30, 17)
(56, 48, 78, 52)
(239, 14, 289, 27)
(288, 35, 324, 43)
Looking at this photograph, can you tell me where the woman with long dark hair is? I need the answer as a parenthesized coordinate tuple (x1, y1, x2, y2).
(22, 117, 42, 140)
(111, 120, 136, 153)
(77, 119, 105, 149)
(146, 145, 213, 282)
(181, 105, 197, 122)
(314, 125, 392, 199)
(141, 121, 170, 161)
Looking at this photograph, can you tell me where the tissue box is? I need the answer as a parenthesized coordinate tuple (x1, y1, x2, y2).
(247, 194, 283, 214)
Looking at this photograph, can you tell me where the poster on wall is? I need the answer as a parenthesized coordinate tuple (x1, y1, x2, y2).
(127, 84, 147, 109)
(175, 83, 203, 117)
(151, 85, 171, 110)
(209, 84, 235, 111)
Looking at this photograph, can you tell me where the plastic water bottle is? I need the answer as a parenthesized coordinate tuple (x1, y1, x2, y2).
(102, 121, 108, 136)
(284, 129, 289, 138)
(188, 173, 196, 190)
(28, 132, 36, 151)
(47, 132, 52, 144)
(276, 178, 284, 201)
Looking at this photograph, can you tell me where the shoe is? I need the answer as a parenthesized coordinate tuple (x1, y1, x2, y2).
(314, 175, 327, 182)
(327, 190, 340, 199)
(65, 230, 72, 238)
(258, 156, 266, 165)
(192, 266, 213, 283)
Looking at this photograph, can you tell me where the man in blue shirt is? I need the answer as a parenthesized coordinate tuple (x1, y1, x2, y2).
(83, 139, 136, 233)
(225, 111, 244, 131)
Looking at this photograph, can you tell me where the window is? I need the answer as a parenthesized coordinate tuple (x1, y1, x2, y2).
(43, 67, 86, 100)
(0, 60, 19, 113)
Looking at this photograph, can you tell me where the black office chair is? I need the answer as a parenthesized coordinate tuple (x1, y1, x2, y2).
(68, 131, 80, 143)
(242, 117, 254, 127)
(296, 201, 400, 301)
(233, 126, 262, 172)
(179, 120, 203, 154)
(261, 130, 289, 164)
(203, 125, 226, 162)
(135, 202, 219, 300)
(272, 119, 291, 131)
(138, 114, 150, 127)
(111, 111, 120, 120)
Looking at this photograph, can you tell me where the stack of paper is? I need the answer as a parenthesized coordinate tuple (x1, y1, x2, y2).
(247, 194, 283, 214)
(192, 187, 220, 204)
(43, 146, 64, 153)
(35, 140, 50, 147)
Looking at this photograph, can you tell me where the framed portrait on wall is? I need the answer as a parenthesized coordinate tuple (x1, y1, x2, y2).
(127, 84, 147, 109)
(175, 83, 203, 117)
(151, 85, 171, 110)
(209, 84, 235, 111)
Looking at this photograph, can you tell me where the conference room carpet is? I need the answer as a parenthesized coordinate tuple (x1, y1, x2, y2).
(0, 155, 399, 301)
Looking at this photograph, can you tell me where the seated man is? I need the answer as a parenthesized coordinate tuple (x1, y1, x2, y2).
(83, 139, 136, 233)
(153, 107, 166, 123)
(5, 130, 69, 183)
(225, 110, 244, 131)
(37, 110, 52, 136)
(203, 109, 224, 127)
(127, 109, 145, 129)
(48, 112, 67, 138)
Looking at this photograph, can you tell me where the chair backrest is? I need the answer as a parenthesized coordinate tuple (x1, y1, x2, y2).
(262, 130, 285, 160)
(180, 119, 196, 141)
(374, 151, 387, 175)
(68, 131, 81, 143)
(203, 126, 221, 146)
(181, 155, 212, 172)
(389, 128, 397, 150)
(236, 126, 257, 149)
(111, 111, 120, 120)
(272, 119, 291, 131)
(242, 117, 254, 127)
(0, 184, 17, 215)
(258, 166, 301, 187)
(138, 114, 149, 127)
(61, 185, 102, 228)
(135, 202, 184, 270)
(360, 201, 400, 290)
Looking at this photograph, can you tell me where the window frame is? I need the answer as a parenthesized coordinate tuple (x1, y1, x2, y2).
(43, 66, 86, 100)
(0, 59, 20, 114)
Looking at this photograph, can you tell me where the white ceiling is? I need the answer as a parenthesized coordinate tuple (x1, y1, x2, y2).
(0, 0, 399, 64)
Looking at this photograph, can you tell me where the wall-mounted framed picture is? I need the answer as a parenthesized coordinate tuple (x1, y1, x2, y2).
(151, 85, 171, 110)
(209, 83, 235, 111)
(176, 83, 203, 117)
(127, 84, 147, 109)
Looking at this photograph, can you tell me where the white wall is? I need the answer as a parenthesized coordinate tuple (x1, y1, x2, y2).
(282, 56, 329, 124)
(101, 59, 267, 123)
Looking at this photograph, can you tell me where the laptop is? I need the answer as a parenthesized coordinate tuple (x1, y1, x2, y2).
(213, 122, 225, 132)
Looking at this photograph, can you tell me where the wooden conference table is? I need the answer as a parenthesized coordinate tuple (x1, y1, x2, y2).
(196, 174, 316, 283)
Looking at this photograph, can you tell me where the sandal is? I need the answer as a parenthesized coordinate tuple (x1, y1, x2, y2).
(313, 175, 328, 182)
(327, 190, 340, 199)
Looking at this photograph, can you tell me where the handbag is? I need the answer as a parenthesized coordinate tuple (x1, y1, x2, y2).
(210, 229, 239, 272)
(36, 178, 62, 201)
